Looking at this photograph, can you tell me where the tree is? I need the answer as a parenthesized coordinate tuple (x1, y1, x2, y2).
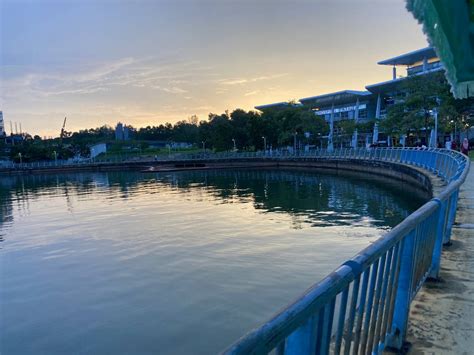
(384, 72, 455, 144)
(266, 107, 328, 147)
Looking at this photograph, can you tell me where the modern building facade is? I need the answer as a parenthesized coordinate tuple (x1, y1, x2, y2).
(255, 47, 445, 149)
(115, 122, 131, 141)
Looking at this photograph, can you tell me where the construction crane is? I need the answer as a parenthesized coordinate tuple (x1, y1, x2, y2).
(59, 117, 67, 144)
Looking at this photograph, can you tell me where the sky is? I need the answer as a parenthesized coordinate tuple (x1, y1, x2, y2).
(0, 0, 428, 137)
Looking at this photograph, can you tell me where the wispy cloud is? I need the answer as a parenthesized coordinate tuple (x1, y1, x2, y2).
(160, 87, 188, 94)
(2, 57, 212, 101)
(244, 90, 260, 96)
(218, 73, 289, 86)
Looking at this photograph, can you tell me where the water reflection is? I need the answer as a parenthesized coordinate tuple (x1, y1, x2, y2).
(0, 169, 425, 236)
(0, 169, 426, 354)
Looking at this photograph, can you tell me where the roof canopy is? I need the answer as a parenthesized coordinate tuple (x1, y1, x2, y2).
(366, 78, 405, 94)
(406, 0, 474, 98)
(254, 101, 302, 111)
(366, 66, 444, 93)
(299, 90, 371, 107)
(378, 47, 437, 66)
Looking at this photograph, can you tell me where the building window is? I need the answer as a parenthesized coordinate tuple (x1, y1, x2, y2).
(358, 109, 367, 119)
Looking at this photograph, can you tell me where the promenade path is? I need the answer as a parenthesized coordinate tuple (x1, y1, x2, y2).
(407, 164, 473, 354)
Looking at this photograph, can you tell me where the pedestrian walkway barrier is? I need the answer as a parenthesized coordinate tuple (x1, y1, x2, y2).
(5, 148, 470, 354)
(218, 148, 469, 355)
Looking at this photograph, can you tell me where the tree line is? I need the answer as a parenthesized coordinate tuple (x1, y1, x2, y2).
(4, 107, 330, 162)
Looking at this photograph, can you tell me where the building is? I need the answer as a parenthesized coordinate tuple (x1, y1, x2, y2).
(115, 122, 131, 141)
(123, 125, 130, 140)
(366, 47, 443, 120)
(115, 122, 124, 140)
(0, 111, 5, 137)
(255, 47, 444, 149)
(90, 143, 107, 158)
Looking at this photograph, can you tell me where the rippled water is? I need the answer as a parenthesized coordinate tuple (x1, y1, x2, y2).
(0, 169, 425, 354)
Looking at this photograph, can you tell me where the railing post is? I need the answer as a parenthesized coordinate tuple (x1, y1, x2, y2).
(443, 189, 459, 244)
(284, 314, 318, 355)
(386, 230, 415, 350)
(428, 198, 446, 279)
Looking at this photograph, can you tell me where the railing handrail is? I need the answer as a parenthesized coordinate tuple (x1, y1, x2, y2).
(219, 148, 469, 354)
(4, 147, 470, 353)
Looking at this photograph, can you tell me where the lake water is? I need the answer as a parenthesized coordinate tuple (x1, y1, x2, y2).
(0, 169, 425, 354)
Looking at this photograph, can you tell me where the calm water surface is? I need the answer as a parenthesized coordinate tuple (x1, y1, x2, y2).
(0, 169, 425, 354)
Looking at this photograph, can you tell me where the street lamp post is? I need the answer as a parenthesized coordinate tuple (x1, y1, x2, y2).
(232, 138, 236, 151)
(262, 136, 266, 153)
(53, 150, 58, 165)
(433, 108, 438, 148)
(293, 132, 298, 154)
(451, 119, 457, 143)
(18, 152, 22, 165)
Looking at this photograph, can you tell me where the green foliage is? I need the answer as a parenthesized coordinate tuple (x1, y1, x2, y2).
(382, 72, 471, 141)
(262, 107, 329, 147)
(336, 119, 357, 136)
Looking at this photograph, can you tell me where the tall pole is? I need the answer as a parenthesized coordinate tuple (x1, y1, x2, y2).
(375, 94, 381, 119)
(433, 108, 438, 148)
(293, 132, 297, 154)
(328, 103, 334, 152)
(454, 122, 457, 143)
(262, 136, 266, 152)
(232, 138, 236, 151)
(353, 98, 359, 148)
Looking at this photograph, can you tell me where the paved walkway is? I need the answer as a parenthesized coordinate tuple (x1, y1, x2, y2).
(407, 165, 474, 354)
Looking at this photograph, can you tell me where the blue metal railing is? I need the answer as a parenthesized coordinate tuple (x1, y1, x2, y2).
(4, 147, 470, 353)
(215, 148, 469, 355)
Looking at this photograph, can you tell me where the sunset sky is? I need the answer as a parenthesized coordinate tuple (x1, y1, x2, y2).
(1, 0, 428, 137)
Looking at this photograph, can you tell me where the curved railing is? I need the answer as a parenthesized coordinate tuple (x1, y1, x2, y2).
(4, 148, 469, 354)
(4, 147, 468, 185)
(5, 147, 470, 353)
(217, 148, 469, 355)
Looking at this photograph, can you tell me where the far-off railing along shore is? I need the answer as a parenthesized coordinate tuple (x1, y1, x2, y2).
(4, 148, 470, 354)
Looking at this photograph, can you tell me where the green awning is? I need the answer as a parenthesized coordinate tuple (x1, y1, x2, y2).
(406, 0, 474, 98)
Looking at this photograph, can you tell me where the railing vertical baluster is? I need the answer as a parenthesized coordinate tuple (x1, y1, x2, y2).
(380, 242, 402, 350)
(359, 260, 380, 354)
(334, 289, 349, 355)
(365, 255, 386, 353)
(444, 189, 459, 244)
(319, 299, 336, 354)
(343, 277, 360, 355)
(386, 228, 416, 350)
(284, 314, 318, 355)
(352, 268, 370, 353)
(372, 248, 394, 352)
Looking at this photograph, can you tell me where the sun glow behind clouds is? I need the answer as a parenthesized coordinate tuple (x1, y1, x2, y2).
(1, 0, 427, 136)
